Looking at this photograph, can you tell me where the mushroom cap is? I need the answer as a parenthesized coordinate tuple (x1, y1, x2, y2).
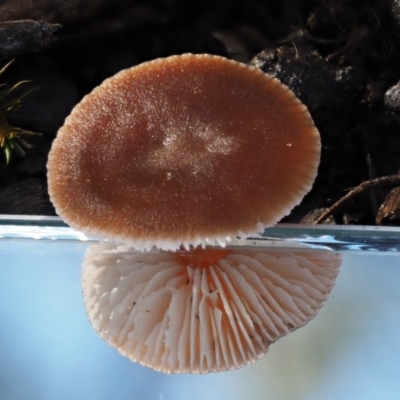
(48, 54, 320, 250)
(82, 243, 341, 373)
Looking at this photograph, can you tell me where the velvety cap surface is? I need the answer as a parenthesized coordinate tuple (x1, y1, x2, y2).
(48, 54, 320, 249)
(82, 243, 341, 373)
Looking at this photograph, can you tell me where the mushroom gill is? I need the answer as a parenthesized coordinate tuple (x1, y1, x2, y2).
(82, 243, 341, 374)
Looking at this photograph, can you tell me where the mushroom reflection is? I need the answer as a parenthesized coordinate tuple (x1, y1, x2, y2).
(82, 243, 341, 374)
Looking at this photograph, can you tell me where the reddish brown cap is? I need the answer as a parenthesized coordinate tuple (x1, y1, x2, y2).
(48, 54, 320, 250)
(82, 243, 341, 373)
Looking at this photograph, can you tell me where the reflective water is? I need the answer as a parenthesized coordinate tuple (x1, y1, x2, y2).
(1, 218, 399, 400)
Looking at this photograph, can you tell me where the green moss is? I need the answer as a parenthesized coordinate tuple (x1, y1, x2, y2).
(0, 60, 40, 165)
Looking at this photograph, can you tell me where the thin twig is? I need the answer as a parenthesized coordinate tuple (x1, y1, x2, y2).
(365, 151, 383, 216)
(313, 174, 400, 224)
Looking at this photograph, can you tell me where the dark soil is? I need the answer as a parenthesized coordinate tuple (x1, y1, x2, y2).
(1, 0, 400, 226)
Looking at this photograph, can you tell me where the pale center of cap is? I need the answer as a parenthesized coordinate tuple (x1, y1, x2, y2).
(146, 123, 239, 175)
